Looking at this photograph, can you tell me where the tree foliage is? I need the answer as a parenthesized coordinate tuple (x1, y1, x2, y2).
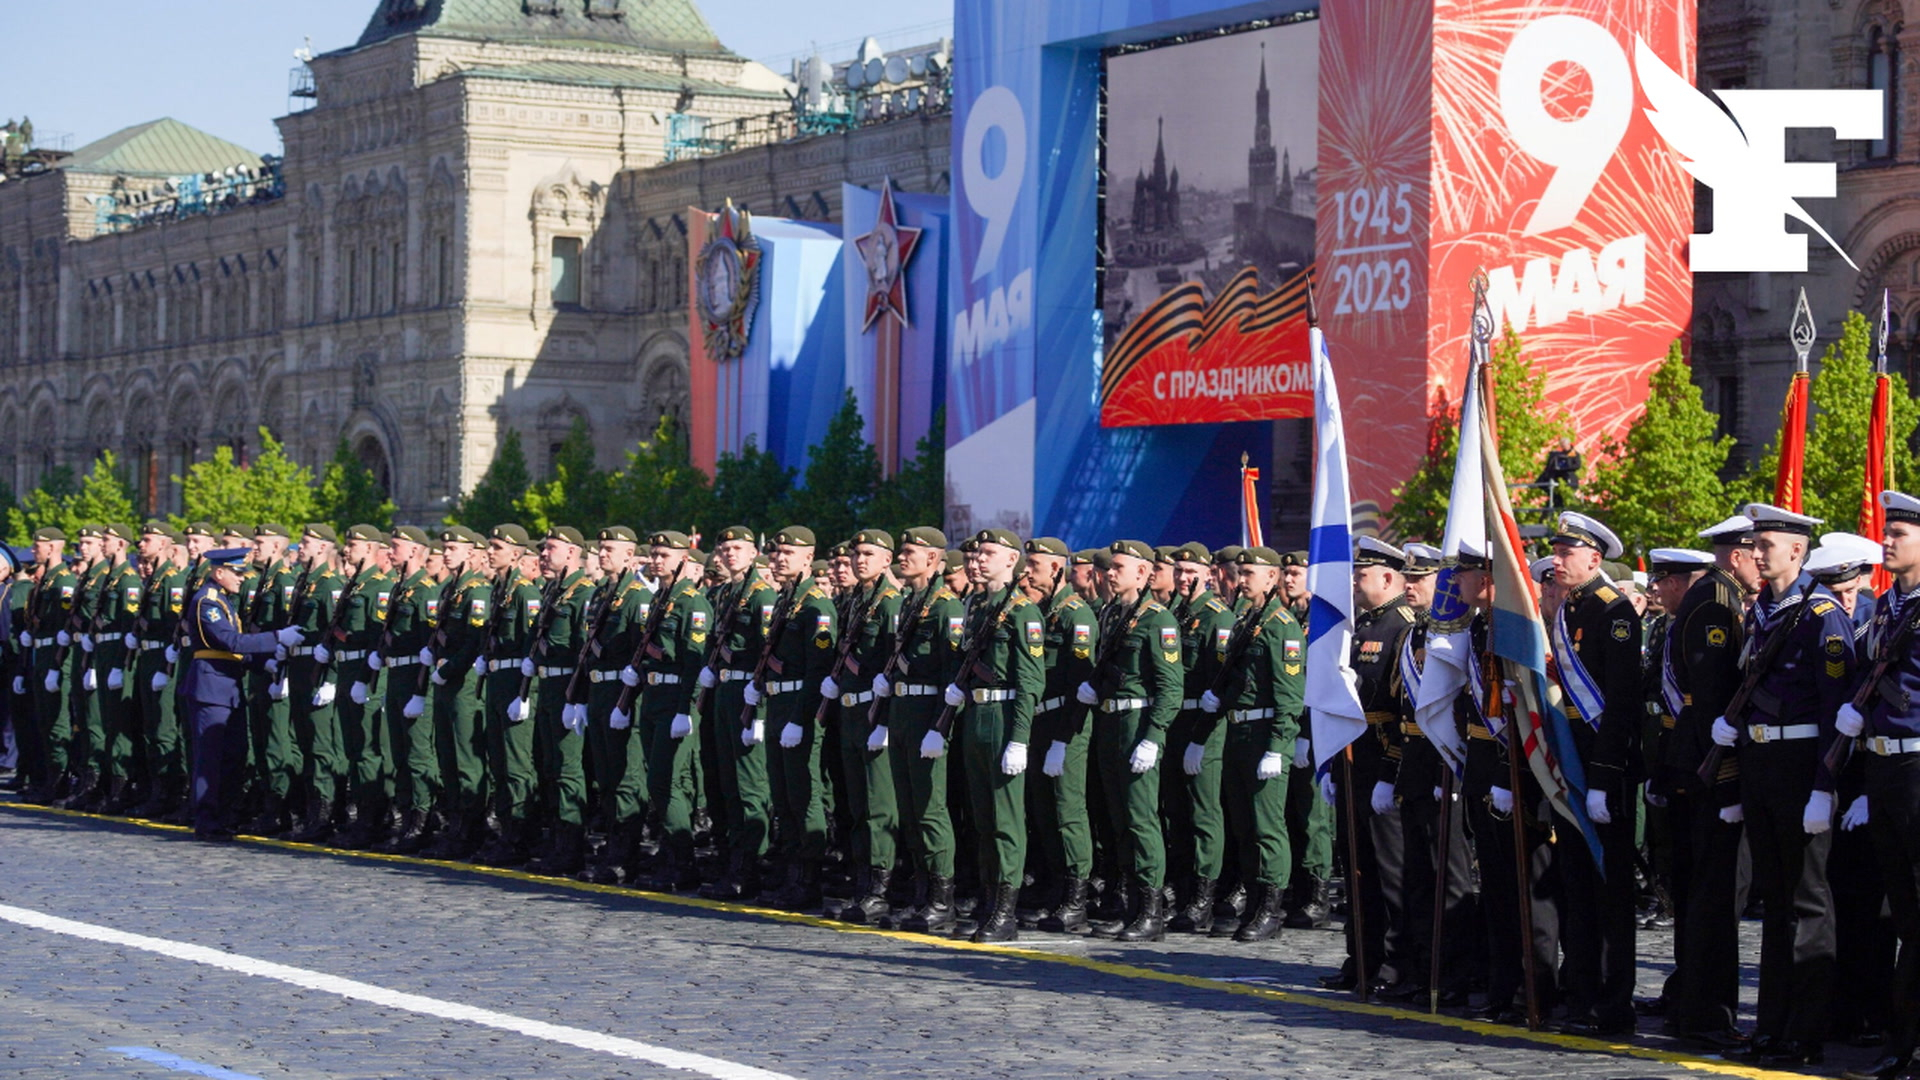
(8, 453, 137, 543)
(451, 427, 533, 531)
(519, 417, 610, 535)
(708, 439, 795, 537)
(315, 439, 395, 533)
(788, 391, 882, 545)
(176, 427, 317, 530)
(1587, 341, 1733, 556)
(866, 406, 948, 537)
(605, 413, 714, 538)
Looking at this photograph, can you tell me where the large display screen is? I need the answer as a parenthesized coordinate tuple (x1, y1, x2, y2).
(1098, 16, 1319, 429)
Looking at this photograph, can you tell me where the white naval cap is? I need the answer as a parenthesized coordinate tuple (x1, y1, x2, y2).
(1647, 548, 1714, 578)
(1530, 555, 1556, 583)
(1697, 514, 1755, 547)
(1806, 532, 1883, 581)
(1354, 535, 1407, 569)
(1882, 490, 1920, 525)
(1742, 502, 1822, 536)
(1401, 542, 1443, 577)
(1552, 511, 1623, 559)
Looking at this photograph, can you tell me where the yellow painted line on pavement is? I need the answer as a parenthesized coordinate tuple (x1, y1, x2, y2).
(0, 801, 1800, 1080)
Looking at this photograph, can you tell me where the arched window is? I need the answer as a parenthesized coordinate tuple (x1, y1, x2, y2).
(1870, 27, 1899, 160)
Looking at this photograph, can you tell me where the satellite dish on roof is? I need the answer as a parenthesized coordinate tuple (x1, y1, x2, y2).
(864, 58, 885, 87)
(884, 55, 908, 85)
(843, 59, 864, 90)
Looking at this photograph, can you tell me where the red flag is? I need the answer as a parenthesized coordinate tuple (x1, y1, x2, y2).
(1241, 459, 1264, 549)
(1774, 371, 1809, 513)
(1863, 371, 1892, 592)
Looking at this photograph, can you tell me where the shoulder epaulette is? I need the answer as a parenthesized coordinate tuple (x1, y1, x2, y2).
(806, 587, 826, 600)
(1205, 597, 1227, 613)
(1397, 606, 1417, 623)
(1811, 599, 1836, 616)
(1144, 600, 1166, 614)
(934, 587, 958, 602)
(1594, 584, 1619, 603)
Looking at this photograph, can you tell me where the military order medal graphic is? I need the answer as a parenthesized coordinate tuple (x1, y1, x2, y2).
(695, 199, 762, 362)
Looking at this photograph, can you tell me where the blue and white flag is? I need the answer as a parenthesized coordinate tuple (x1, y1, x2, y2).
(1411, 352, 1485, 778)
(1305, 326, 1367, 777)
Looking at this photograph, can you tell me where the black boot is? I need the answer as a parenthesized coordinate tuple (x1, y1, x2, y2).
(474, 819, 534, 866)
(102, 776, 137, 814)
(1039, 876, 1091, 934)
(337, 796, 390, 849)
(582, 823, 639, 885)
(131, 779, 181, 820)
(843, 866, 892, 925)
(644, 843, 703, 893)
(58, 770, 102, 810)
(1235, 882, 1286, 942)
(700, 848, 760, 901)
(905, 875, 957, 934)
(382, 809, 429, 854)
(1169, 876, 1217, 933)
(772, 860, 822, 911)
(422, 811, 479, 860)
(1284, 875, 1331, 930)
(1117, 883, 1167, 942)
(971, 883, 1020, 943)
(290, 795, 335, 843)
(528, 824, 587, 876)
(1210, 883, 1248, 938)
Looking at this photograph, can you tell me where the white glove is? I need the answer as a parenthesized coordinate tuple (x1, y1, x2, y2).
(275, 626, 303, 648)
(430, 668, 447, 686)
(79, 633, 94, 653)
(945, 683, 967, 708)
(1491, 786, 1513, 814)
(270, 677, 289, 700)
(1043, 740, 1067, 777)
(1200, 689, 1222, 714)
(273, 647, 285, 662)
(313, 643, 331, 665)
(821, 675, 840, 699)
(151, 671, 169, 692)
(609, 706, 631, 731)
(56, 630, 71, 647)
(1842, 795, 1869, 831)
(519, 657, 535, 678)
(743, 718, 764, 747)
(1075, 681, 1099, 706)
(165, 645, 179, 664)
(1319, 773, 1337, 806)
(17, 631, 30, 649)
(1292, 737, 1311, 770)
(1586, 788, 1611, 825)
(1129, 739, 1159, 774)
(1255, 751, 1286, 781)
(1433, 786, 1444, 801)
(920, 729, 946, 758)
(1002, 741, 1028, 775)
(106, 668, 123, 690)
(368, 653, 384, 671)
(872, 674, 891, 698)
(11, 675, 22, 695)
(1836, 703, 1866, 738)
(867, 724, 888, 752)
(312, 681, 336, 707)
(1719, 804, 1744, 824)
(122, 633, 136, 650)
(403, 695, 425, 719)
(1183, 742, 1205, 775)
(671, 713, 692, 739)
(697, 667, 717, 689)
(506, 697, 527, 723)
(619, 666, 640, 688)
(780, 722, 804, 748)
(472, 656, 486, 676)
(82, 668, 97, 692)
(564, 704, 588, 736)
(743, 682, 763, 707)
(1804, 790, 1833, 835)
(1370, 781, 1395, 815)
(349, 681, 369, 705)
(1710, 715, 1737, 747)
(1646, 792, 1668, 808)
(266, 658, 279, 675)
(44, 669, 59, 692)
(418, 646, 434, 666)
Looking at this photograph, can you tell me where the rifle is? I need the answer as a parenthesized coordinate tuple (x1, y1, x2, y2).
(1084, 592, 1154, 702)
(740, 582, 806, 732)
(511, 572, 573, 704)
(563, 569, 627, 706)
(867, 582, 938, 731)
(312, 566, 369, 692)
(1205, 596, 1270, 702)
(606, 575, 678, 716)
(929, 585, 1022, 741)
(814, 581, 883, 726)
(413, 573, 465, 696)
(1823, 594, 1920, 777)
(46, 560, 99, 676)
(691, 577, 750, 718)
(1696, 578, 1818, 785)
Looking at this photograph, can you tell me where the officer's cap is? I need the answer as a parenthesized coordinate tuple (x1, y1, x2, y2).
(753, 554, 770, 568)
(424, 536, 445, 554)
(1552, 511, 1624, 559)
(688, 547, 706, 564)
(1212, 545, 1243, 567)
(772, 525, 816, 548)
(1698, 514, 1755, 548)
(106, 523, 137, 543)
(1530, 555, 1556, 583)
(900, 526, 947, 551)
(943, 550, 968, 573)
(255, 523, 291, 539)
(1070, 548, 1097, 566)
(439, 526, 474, 546)
(544, 525, 586, 548)
(490, 523, 532, 547)
(344, 524, 384, 543)
(1174, 542, 1213, 566)
(0, 546, 16, 573)
(1354, 536, 1406, 571)
(1883, 491, 1920, 526)
(974, 527, 1021, 552)
(1741, 503, 1820, 538)
(1153, 544, 1180, 566)
(1807, 532, 1883, 583)
(203, 547, 251, 569)
(850, 528, 895, 552)
(811, 559, 831, 577)
(1090, 549, 1115, 570)
(1402, 542, 1443, 577)
(1453, 538, 1490, 572)
(77, 524, 106, 539)
(1647, 548, 1713, 579)
(715, 525, 757, 545)
(30, 526, 64, 543)
(303, 523, 339, 545)
(184, 521, 218, 538)
(2, 545, 31, 570)
(598, 526, 639, 544)
(828, 543, 850, 560)
(1109, 539, 1154, 562)
(141, 519, 172, 537)
(390, 525, 429, 546)
(221, 524, 251, 540)
(163, 526, 186, 545)
(648, 529, 691, 549)
(1024, 536, 1070, 559)
(1235, 546, 1282, 568)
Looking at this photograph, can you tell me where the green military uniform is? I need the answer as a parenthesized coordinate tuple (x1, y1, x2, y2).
(831, 559, 903, 916)
(376, 557, 437, 829)
(1282, 572, 1335, 907)
(639, 566, 714, 886)
(327, 552, 393, 832)
(528, 553, 594, 852)
(131, 552, 189, 809)
(289, 556, 346, 830)
(65, 553, 112, 797)
(244, 546, 302, 827)
(1166, 573, 1237, 925)
(479, 541, 543, 858)
(27, 552, 79, 794)
(579, 552, 653, 880)
(879, 562, 966, 928)
(698, 549, 779, 900)
(97, 547, 145, 801)
(1088, 577, 1183, 931)
(1027, 567, 1100, 931)
(759, 561, 838, 901)
(424, 535, 493, 857)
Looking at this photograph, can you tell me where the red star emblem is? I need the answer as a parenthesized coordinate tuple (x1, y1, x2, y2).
(854, 185, 923, 332)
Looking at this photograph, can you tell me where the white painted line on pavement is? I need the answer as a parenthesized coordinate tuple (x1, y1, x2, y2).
(0, 903, 801, 1080)
(107, 1046, 265, 1080)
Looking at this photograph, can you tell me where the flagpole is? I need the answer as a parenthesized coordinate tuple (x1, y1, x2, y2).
(1429, 766, 1453, 1014)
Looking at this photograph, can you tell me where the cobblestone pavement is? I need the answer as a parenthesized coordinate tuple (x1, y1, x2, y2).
(0, 803, 1841, 1080)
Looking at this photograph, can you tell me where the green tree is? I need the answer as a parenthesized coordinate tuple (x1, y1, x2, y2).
(709, 438, 795, 536)
(867, 406, 947, 536)
(1389, 327, 1576, 541)
(451, 427, 533, 531)
(315, 439, 395, 533)
(8, 453, 137, 543)
(518, 416, 610, 535)
(1735, 309, 1920, 527)
(1586, 341, 1733, 556)
(176, 427, 317, 530)
(788, 390, 882, 545)
(605, 413, 714, 536)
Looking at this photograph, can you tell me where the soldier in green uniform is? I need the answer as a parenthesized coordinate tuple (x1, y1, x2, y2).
(472, 524, 542, 865)
(1279, 548, 1336, 928)
(627, 529, 712, 891)
(418, 527, 493, 859)
(368, 526, 436, 852)
(825, 528, 903, 922)
(285, 524, 345, 841)
(1019, 536, 1100, 933)
(129, 522, 190, 818)
(698, 525, 780, 901)
(578, 526, 653, 884)
(1167, 541, 1238, 933)
(97, 523, 146, 812)
(239, 524, 301, 834)
(745, 526, 837, 910)
(320, 525, 393, 848)
(523, 526, 595, 875)
(1072, 539, 1182, 942)
(56, 525, 110, 809)
(23, 528, 76, 803)
(1199, 546, 1307, 942)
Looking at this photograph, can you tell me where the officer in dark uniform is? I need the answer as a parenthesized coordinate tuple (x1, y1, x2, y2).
(183, 548, 304, 839)
(1709, 503, 1858, 1065)
(1546, 511, 1642, 1037)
